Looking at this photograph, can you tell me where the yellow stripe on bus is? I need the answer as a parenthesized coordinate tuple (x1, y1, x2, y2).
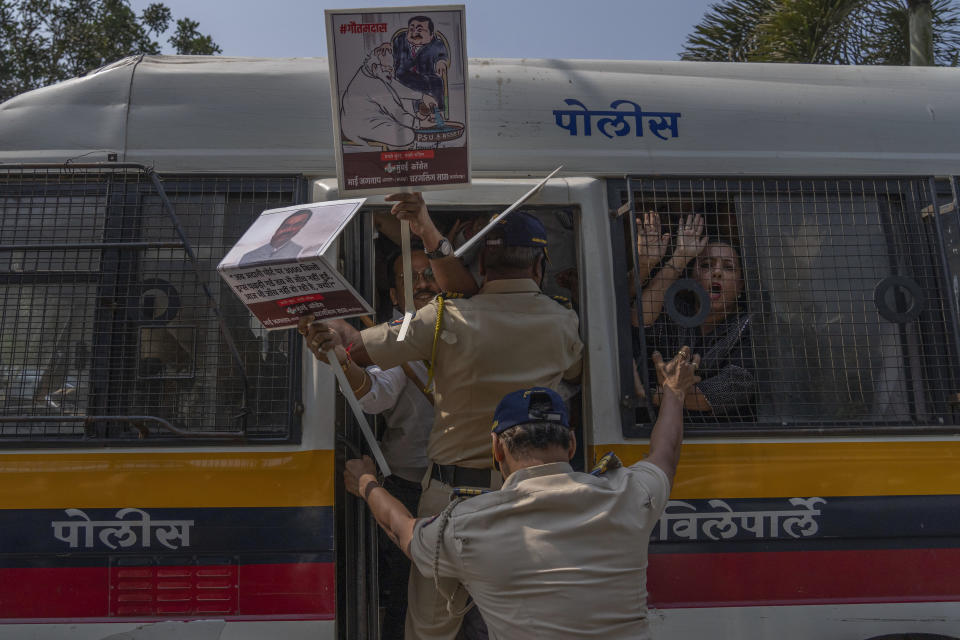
(0, 450, 334, 509)
(594, 441, 960, 499)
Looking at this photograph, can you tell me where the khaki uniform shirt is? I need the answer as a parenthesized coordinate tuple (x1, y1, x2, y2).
(361, 279, 583, 468)
(409, 460, 670, 640)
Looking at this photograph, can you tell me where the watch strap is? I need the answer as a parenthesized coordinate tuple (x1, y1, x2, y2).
(425, 237, 453, 259)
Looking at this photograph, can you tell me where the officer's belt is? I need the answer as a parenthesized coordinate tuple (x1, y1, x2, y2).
(431, 463, 495, 488)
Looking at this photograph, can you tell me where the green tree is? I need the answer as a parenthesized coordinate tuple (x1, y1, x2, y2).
(0, 0, 220, 102)
(681, 0, 960, 65)
(681, 0, 777, 62)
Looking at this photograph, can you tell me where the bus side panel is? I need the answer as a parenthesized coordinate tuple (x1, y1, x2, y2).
(650, 548, 960, 608)
(0, 450, 336, 622)
(649, 602, 960, 640)
(591, 442, 960, 620)
(0, 562, 335, 619)
(0, 621, 336, 640)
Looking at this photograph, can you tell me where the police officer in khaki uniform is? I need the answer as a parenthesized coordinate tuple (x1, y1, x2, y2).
(303, 211, 583, 639)
(341, 348, 700, 640)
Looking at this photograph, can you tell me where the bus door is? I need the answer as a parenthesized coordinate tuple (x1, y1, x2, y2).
(312, 175, 610, 634)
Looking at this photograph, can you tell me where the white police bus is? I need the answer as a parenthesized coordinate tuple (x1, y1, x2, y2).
(0, 55, 959, 639)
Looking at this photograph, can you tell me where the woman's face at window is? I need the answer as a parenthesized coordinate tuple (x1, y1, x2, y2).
(694, 243, 743, 316)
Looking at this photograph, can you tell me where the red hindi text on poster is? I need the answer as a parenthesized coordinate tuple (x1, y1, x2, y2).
(276, 293, 326, 307)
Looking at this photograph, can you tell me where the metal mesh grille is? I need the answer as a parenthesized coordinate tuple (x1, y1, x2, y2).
(623, 177, 960, 430)
(0, 165, 303, 443)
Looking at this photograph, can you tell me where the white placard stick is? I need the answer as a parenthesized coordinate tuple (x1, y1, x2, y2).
(326, 350, 392, 477)
(453, 166, 563, 259)
(396, 220, 415, 342)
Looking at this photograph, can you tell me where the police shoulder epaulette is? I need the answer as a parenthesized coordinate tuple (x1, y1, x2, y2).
(589, 451, 623, 476)
(439, 291, 468, 300)
(451, 487, 492, 499)
(551, 295, 573, 309)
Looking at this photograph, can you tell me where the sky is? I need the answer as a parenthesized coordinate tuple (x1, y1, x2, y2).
(129, 0, 718, 60)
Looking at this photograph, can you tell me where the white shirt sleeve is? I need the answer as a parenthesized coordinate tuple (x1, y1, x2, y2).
(356, 365, 407, 415)
(409, 514, 461, 580)
(627, 460, 671, 515)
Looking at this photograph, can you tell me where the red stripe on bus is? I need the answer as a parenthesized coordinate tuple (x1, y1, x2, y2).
(649, 548, 960, 608)
(0, 567, 103, 618)
(0, 563, 335, 620)
(239, 562, 335, 617)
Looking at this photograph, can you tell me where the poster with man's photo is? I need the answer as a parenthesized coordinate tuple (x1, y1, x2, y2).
(217, 200, 374, 330)
(325, 5, 469, 195)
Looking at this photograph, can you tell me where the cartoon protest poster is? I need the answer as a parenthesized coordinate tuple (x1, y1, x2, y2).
(325, 5, 469, 195)
(218, 200, 374, 331)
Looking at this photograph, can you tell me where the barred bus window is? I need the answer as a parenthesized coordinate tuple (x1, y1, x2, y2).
(941, 184, 960, 339)
(620, 178, 960, 433)
(0, 167, 304, 444)
(0, 192, 105, 431)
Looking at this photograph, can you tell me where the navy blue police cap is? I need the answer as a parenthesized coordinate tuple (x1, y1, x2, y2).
(492, 387, 569, 434)
(485, 212, 548, 248)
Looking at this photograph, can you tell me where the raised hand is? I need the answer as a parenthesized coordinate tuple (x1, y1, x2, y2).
(344, 455, 378, 498)
(448, 217, 485, 248)
(384, 192, 438, 240)
(637, 211, 671, 269)
(297, 314, 344, 361)
(652, 347, 701, 401)
(673, 214, 707, 261)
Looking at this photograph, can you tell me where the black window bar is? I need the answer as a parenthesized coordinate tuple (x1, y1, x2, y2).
(0, 163, 304, 444)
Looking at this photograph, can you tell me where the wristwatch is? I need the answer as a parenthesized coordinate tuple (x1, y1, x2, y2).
(425, 237, 453, 259)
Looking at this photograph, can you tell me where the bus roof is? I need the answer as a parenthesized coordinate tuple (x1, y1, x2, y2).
(1, 55, 959, 176)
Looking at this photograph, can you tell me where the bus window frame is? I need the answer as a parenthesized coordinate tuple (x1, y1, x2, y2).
(610, 176, 960, 439)
(0, 170, 308, 448)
